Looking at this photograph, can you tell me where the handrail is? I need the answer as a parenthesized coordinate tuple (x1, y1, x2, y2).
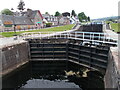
(20, 31, 118, 46)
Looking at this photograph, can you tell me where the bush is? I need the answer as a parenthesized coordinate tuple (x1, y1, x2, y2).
(46, 23, 52, 27)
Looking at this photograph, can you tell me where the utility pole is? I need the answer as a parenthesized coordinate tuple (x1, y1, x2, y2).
(11, 8, 16, 36)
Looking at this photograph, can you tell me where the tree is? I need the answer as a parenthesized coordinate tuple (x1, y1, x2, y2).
(71, 10, 76, 17)
(1, 9, 13, 15)
(78, 12, 88, 22)
(17, 0, 25, 12)
(108, 19, 113, 22)
(88, 16, 90, 21)
(55, 11, 61, 16)
(45, 12, 49, 14)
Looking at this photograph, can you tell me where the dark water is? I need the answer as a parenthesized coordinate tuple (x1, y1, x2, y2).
(2, 61, 104, 90)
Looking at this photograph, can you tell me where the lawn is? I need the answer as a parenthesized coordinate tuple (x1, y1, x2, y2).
(0, 24, 75, 37)
(110, 23, 120, 33)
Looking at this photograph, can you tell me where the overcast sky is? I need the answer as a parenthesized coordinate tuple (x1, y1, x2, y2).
(0, 0, 119, 19)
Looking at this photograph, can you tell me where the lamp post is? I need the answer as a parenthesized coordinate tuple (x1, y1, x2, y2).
(11, 8, 16, 36)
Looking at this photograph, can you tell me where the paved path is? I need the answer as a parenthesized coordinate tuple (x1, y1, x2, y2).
(103, 24, 118, 40)
(106, 23, 110, 30)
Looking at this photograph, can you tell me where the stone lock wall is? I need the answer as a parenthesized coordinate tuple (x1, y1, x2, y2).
(1, 41, 29, 76)
(104, 47, 120, 89)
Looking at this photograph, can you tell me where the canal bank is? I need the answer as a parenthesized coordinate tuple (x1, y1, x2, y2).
(104, 47, 120, 89)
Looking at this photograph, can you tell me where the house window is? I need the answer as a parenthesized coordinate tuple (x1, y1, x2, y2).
(50, 18, 52, 21)
(45, 17, 48, 20)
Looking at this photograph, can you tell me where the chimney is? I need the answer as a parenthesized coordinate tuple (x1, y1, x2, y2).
(27, 8, 32, 17)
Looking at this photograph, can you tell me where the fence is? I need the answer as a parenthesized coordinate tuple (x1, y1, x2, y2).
(20, 31, 118, 46)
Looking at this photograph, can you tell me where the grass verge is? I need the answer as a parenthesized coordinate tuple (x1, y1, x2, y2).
(111, 23, 120, 33)
(0, 24, 74, 37)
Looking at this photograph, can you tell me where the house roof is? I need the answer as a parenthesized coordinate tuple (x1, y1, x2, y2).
(29, 10, 38, 18)
(23, 10, 43, 19)
(37, 10, 43, 19)
(62, 12, 70, 17)
(42, 14, 51, 19)
(0, 14, 34, 25)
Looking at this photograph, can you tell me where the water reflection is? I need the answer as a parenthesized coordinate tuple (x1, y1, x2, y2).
(2, 61, 104, 90)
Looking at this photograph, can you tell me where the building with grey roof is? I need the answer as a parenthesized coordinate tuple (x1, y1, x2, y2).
(0, 14, 35, 32)
(42, 14, 58, 26)
(42, 13, 71, 26)
(0, 9, 43, 32)
(1, 14, 34, 25)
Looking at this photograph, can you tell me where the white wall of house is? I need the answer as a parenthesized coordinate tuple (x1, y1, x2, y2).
(42, 14, 59, 26)
(70, 16, 79, 24)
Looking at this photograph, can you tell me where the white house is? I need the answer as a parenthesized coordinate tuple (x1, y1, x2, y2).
(70, 16, 79, 24)
(42, 14, 58, 26)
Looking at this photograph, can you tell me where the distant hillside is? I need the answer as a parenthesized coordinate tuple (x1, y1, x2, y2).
(92, 16, 120, 21)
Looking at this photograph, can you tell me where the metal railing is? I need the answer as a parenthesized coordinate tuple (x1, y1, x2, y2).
(19, 31, 118, 46)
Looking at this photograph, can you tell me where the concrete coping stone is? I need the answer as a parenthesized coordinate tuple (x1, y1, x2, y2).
(0, 38, 27, 49)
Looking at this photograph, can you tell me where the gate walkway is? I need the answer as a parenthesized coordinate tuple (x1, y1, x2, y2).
(21, 31, 118, 46)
